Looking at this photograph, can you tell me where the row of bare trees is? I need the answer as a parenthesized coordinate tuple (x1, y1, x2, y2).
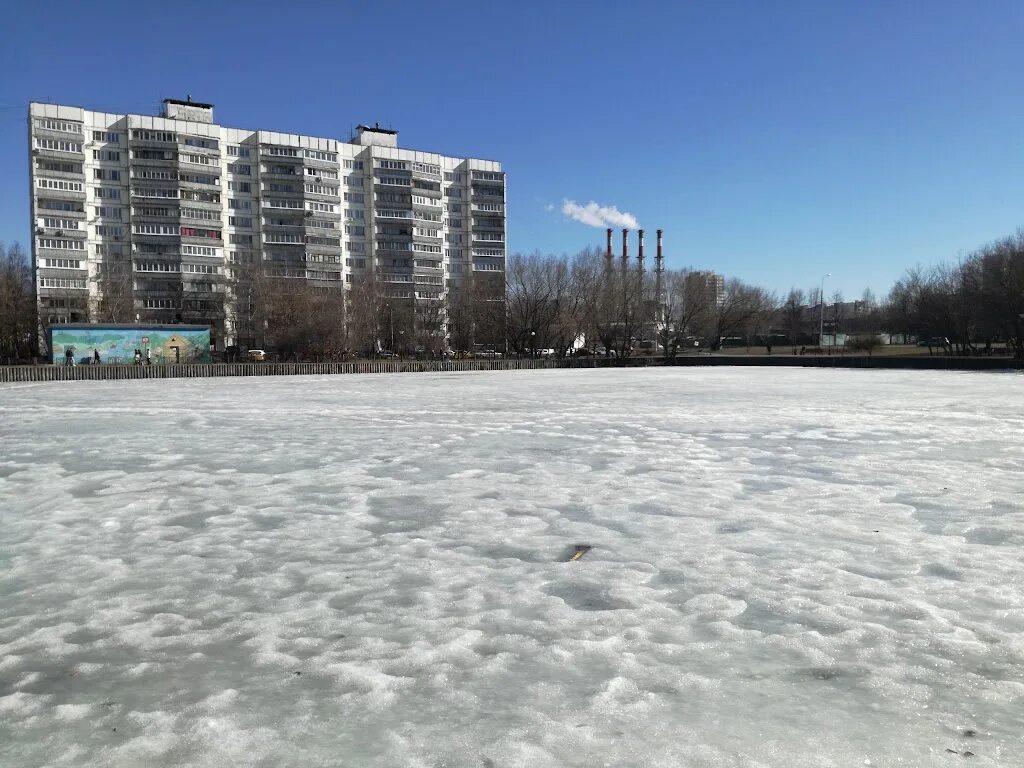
(884, 231, 1024, 357)
(4, 227, 1022, 361)
(503, 248, 775, 356)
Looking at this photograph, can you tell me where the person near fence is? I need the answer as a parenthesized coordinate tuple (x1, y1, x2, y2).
(64, 347, 74, 367)
(145, 348, 152, 366)
(134, 349, 142, 365)
(93, 348, 101, 365)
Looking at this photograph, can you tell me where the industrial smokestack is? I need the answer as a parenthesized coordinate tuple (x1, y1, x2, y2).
(655, 229, 665, 327)
(637, 229, 645, 271)
(606, 228, 613, 265)
(621, 228, 629, 267)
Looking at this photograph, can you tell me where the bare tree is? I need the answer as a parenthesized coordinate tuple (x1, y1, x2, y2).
(0, 243, 37, 362)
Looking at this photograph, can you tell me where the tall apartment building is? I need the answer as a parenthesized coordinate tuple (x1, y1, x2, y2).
(28, 99, 506, 351)
(685, 270, 725, 307)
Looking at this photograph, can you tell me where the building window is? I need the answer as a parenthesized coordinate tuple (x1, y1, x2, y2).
(181, 207, 220, 221)
(304, 149, 337, 162)
(40, 258, 82, 269)
(38, 238, 85, 250)
(133, 223, 178, 235)
(35, 138, 83, 153)
(131, 130, 176, 142)
(36, 119, 82, 134)
(41, 218, 80, 230)
(181, 227, 222, 239)
(36, 178, 83, 192)
(40, 277, 87, 289)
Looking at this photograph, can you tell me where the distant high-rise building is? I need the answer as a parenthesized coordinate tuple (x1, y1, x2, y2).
(685, 270, 725, 307)
(28, 99, 505, 351)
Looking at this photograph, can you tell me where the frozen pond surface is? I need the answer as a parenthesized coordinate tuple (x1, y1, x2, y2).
(1, 368, 1023, 767)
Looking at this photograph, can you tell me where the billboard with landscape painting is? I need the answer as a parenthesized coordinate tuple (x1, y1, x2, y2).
(49, 325, 211, 364)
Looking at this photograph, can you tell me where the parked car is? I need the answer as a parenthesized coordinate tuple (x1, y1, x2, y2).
(247, 349, 266, 361)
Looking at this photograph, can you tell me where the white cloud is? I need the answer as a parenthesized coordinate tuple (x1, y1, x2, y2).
(544, 203, 555, 212)
(561, 199, 639, 229)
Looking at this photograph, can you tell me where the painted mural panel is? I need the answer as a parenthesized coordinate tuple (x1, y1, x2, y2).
(50, 326, 211, 365)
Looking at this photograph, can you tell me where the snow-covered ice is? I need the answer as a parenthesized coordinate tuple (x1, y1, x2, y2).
(1, 368, 1023, 767)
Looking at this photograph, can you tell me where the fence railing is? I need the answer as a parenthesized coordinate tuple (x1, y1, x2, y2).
(0, 357, 616, 382)
(0, 354, 1019, 383)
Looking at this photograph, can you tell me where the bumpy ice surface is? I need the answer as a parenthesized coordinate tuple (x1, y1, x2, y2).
(1, 368, 1023, 767)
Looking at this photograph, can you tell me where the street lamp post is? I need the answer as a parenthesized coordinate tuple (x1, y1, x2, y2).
(529, 330, 536, 359)
(819, 272, 831, 348)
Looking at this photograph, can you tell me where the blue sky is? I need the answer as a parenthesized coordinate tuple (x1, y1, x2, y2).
(3, 0, 1023, 299)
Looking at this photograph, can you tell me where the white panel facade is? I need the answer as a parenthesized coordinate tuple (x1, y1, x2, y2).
(28, 100, 505, 350)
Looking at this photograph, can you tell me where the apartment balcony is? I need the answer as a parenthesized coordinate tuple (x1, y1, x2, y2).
(472, 220, 505, 232)
(302, 155, 340, 171)
(409, 184, 443, 200)
(177, 141, 220, 158)
(471, 189, 504, 203)
(263, 238, 304, 249)
(303, 186, 341, 200)
(36, 187, 87, 202)
(178, 177, 221, 192)
(33, 167, 85, 182)
(32, 147, 85, 163)
(261, 186, 305, 199)
(470, 202, 505, 214)
(37, 266, 88, 280)
(33, 127, 85, 142)
(259, 151, 303, 163)
(39, 225, 89, 240)
(130, 155, 178, 169)
(263, 220, 305, 231)
(129, 138, 179, 152)
(304, 240, 343, 254)
(261, 167, 303, 180)
(174, 198, 219, 214)
(411, 168, 443, 182)
(35, 206, 87, 220)
(180, 234, 223, 247)
(178, 157, 221, 172)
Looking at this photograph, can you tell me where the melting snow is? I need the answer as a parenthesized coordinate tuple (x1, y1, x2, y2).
(1, 368, 1023, 767)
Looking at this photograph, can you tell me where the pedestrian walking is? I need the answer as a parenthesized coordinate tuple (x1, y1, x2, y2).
(64, 347, 74, 367)
(145, 348, 152, 366)
(766, 342, 772, 355)
(93, 348, 101, 365)
(134, 349, 142, 365)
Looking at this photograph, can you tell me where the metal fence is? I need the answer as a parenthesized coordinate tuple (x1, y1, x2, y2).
(0, 354, 1018, 383)
(0, 357, 616, 383)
